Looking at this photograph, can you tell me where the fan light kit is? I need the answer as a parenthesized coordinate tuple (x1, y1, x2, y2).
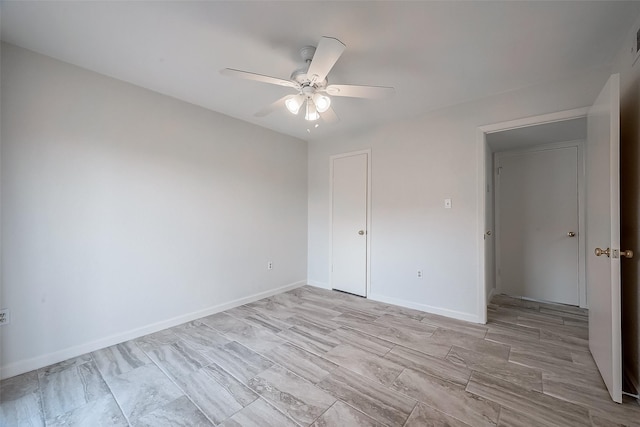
(221, 36, 394, 123)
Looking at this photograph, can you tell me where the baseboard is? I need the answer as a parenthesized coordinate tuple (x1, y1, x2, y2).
(368, 293, 481, 323)
(0, 280, 306, 380)
(306, 280, 331, 290)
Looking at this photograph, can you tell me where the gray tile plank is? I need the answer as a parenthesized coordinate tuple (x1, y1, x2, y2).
(420, 314, 489, 338)
(324, 343, 404, 386)
(311, 400, 384, 427)
(404, 402, 472, 427)
(392, 368, 499, 427)
(202, 341, 273, 384)
(466, 371, 590, 427)
(497, 406, 560, 427)
(46, 394, 127, 427)
(135, 395, 213, 427)
(92, 341, 151, 379)
(317, 367, 416, 426)
(200, 312, 248, 332)
(329, 326, 394, 356)
(106, 364, 184, 424)
(430, 328, 510, 360)
(218, 397, 298, 427)
(242, 312, 291, 334)
(385, 345, 471, 387)
(248, 365, 336, 425)
(222, 322, 286, 353)
(277, 325, 342, 355)
(135, 329, 180, 353)
(171, 321, 231, 353)
(147, 340, 211, 382)
(202, 363, 258, 407)
(446, 346, 543, 391)
(0, 371, 44, 427)
(170, 366, 257, 425)
(39, 360, 111, 420)
(263, 342, 338, 384)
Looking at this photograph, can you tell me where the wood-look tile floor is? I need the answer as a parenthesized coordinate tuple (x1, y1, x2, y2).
(2, 286, 640, 426)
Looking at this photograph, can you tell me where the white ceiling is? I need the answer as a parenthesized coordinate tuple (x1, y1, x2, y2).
(2, 1, 638, 141)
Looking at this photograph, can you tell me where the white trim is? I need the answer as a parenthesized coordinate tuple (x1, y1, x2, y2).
(476, 107, 589, 323)
(476, 128, 487, 323)
(494, 140, 586, 308)
(0, 280, 306, 380)
(480, 107, 590, 135)
(306, 280, 331, 290)
(329, 149, 372, 297)
(368, 293, 481, 324)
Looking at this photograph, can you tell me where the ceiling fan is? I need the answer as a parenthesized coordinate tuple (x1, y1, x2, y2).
(221, 36, 394, 123)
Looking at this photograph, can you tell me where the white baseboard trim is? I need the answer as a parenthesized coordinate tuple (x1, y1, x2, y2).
(368, 293, 481, 324)
(306, 280, 331, 290)
(0, 280, 306, 380)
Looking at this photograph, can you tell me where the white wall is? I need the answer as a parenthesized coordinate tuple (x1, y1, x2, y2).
(308, 65, 612, 322)
(0, 43, 308, 378)
(611, 16, 640, 395)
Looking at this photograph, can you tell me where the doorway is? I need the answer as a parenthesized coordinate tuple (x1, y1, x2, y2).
(330, 150, 371, 297)
(475, 108, 590, 323)
(494, 142, 583, 306)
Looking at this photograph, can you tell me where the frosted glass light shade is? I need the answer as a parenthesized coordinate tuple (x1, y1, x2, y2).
(313, 94, 331, 113)
(305, 100, 319, 121)
(285, 95, 304, 114)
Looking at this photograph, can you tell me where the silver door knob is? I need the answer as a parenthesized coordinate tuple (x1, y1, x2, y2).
(567, 232, 576, 237)
(358, 230, 365, 235)
(595, 247, 610, 257)
(622, 250, 634, 259)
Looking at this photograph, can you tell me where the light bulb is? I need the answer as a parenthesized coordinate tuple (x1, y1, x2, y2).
(305, 100, 319, 121)
(285, 95, 304, 115)
(312, 94, 331, 113)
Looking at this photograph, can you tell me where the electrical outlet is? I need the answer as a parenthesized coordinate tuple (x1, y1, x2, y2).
(417, 270, 423, 279)
(0, 309, 10, 326)
(267, 261, 273, 270)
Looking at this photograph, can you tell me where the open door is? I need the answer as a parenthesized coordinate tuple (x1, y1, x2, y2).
(586, 74, 628, 403)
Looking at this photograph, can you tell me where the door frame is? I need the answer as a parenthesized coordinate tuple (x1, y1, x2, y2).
(493, 141, 586, 307)
(476, 107, 589, 323)
(329, 149, 372, 297)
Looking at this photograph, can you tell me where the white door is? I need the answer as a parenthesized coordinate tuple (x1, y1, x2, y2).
(586, 74, 623, 403)
(496, 146, 579, 305)
(331, 152, 368, 296)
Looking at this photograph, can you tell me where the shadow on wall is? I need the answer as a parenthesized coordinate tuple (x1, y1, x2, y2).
(620, 70, 640, 394)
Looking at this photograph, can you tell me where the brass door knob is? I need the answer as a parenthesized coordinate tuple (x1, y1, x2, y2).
(567, 232, 576, 237)
(358, 230, 365, 235)
(622, 250, 634, 259)
(595, 247, 610, 257)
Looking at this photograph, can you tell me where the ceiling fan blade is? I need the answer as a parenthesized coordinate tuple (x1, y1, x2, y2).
(221, 68, 300, 89)
(254, 95, 290, 117)
(325, 84, 394, 99)
(306, 37, 346, 84)
(321, 106, 339, 123)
